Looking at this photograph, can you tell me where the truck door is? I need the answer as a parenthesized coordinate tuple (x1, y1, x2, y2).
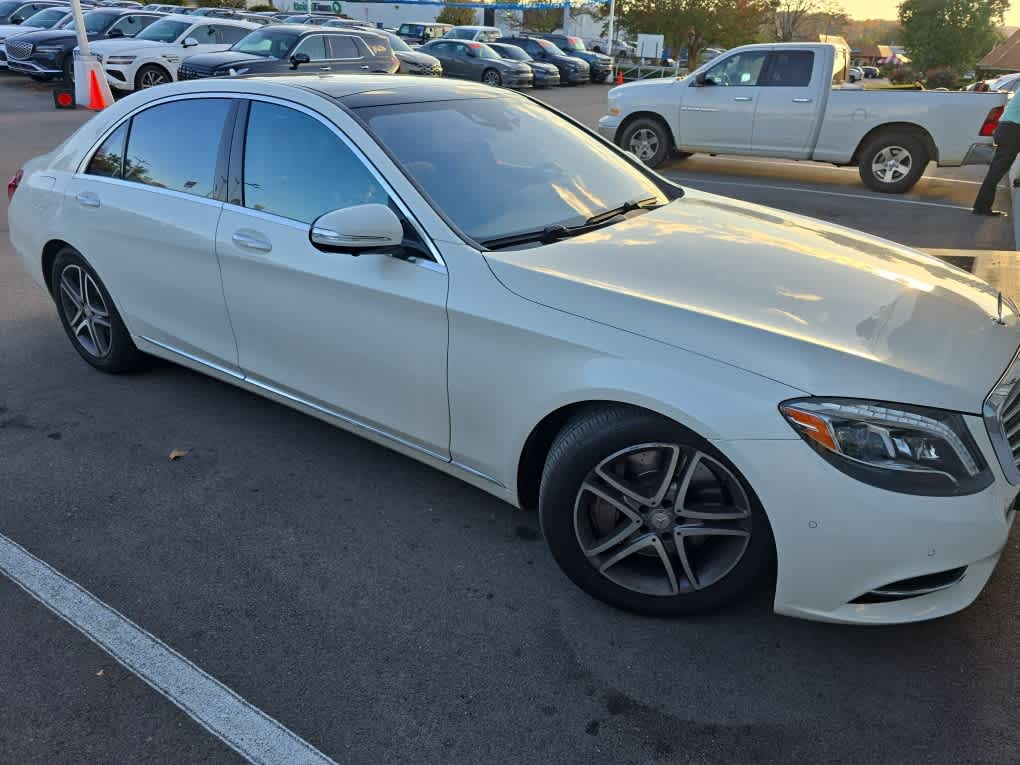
(679, 49, 768, 152)
(751, 49, 821, 158)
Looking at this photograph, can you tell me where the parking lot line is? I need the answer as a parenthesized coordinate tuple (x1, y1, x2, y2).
(0, 533, 338, 765)
(678, 178, 973, 210)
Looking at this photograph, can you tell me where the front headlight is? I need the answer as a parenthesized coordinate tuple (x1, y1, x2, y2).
(106, 55, 135, 65)
(780, 398, 992, 496)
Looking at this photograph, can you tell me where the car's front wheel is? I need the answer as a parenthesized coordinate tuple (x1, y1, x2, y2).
(51, 248, 143, 373)
(135, 63, 171, 90)
(619, 117, 671, 168)
(481, 68, 502, 87)
(539, 407, 774, 616)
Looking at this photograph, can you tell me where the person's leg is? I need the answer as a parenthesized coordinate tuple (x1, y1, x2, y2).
(974, 122, 1020, 213)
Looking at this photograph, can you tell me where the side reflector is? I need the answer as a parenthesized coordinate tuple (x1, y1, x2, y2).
(53, 88, 76, 109)
(980, 106, 1003, 137)
(781, 406, 837, 451)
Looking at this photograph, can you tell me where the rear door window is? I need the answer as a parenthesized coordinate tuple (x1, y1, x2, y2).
(122, 98, 232, 198)
(327, 34, 360, 59)
(108, 14, 153, 38)
(213, 24, 249, 45)
(293, 33, 327, 60)
(762, 50, 814, 87)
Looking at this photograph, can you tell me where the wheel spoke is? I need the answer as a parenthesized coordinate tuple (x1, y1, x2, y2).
(575, 482, 643, 556)
(73, 316, 90, 338)
(594, 443, 680, 507)
(672, 529, 700, 590)
(599, 533, 679, 595)
(60, 277, 83, 310)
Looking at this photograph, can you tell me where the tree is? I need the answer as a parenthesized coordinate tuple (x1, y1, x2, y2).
(899, 0, 1008, 72)
(436, 3, 477, 26)
(617, 0, 772, 63)
(522, 8, 563, 33)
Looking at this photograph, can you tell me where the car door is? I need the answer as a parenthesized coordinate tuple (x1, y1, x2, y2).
(215, 99, 451, 457)
(185, 23, 224, 55)
(678, 49, 768, 152)
(325, 33, 367, 73)
(751, 49, 821, 158)
(106, 13, 158, 39)
(429, 40, 461, 77)
(60, 97, 240, 371)
(290, 31, 328, 72)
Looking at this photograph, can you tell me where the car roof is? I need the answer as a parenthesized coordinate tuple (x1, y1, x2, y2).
(451, 25, 498, 31)
(237, 73, 506, 106)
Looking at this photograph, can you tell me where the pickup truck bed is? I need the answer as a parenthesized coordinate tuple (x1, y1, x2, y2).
(598, 43, 1007, 193)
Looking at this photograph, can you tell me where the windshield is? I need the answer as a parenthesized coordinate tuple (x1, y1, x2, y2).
(535, 38, 566, 56)
(564, 36, 585, 51)
(398, 23, 422, 36)
(493, 44, 529, 61)
(473, 42, 499, 60)
(0, 0, 20, 16)
(135, 18, 189, 41)
(384, 31, 410, 52)
(72, 11, 119, 34)
(358, 97, 667, 244)
(446, 28, 474, 39)
(21, 7, 67, 26)
(231, 27, 298, 56)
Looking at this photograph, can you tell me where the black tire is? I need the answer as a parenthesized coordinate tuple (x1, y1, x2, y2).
(619, 117, 671, 168)
(50, 248, 143, 373)
(539, 407, 774, 617)
(481, 68, 502, 87)
(857, 131, 928, 193)
(62, 55, 73, 84)
(134, 63, 171, 90)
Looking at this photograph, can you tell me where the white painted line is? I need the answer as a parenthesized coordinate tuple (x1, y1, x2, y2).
(676, 177, 972, 211)
(0, 533, 338, 765)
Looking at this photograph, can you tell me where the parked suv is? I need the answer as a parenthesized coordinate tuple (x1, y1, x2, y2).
(495, 35, 589, 84)
(0, 5, 70, 69)
(89, 13, 257, 91)
(178, 24, 398, 80)
(0, 0, 65, 25)
(6, 7, 160, 81)
(535, 33, 610, 82)
(395, 21, 449, 45)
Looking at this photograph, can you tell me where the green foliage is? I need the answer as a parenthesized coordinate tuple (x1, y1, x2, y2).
(435, 4, 477, 25)
(924, 67, 960, 88)
(898, 0, 1007, 72)
(247, 4, 278, 10)
(522, 8, 563, 33)
(885, 64, 918, 83)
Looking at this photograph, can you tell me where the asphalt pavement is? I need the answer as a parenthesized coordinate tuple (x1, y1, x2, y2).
(2, 73, 1020, 765)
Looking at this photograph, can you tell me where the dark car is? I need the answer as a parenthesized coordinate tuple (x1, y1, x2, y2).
(495, 35, 588, 84)
(6, 7, 160, 81)
(282, 14, 337, 25)
(178, 25, 398, 80)
(395, 21, 450, 45)
(488, 42, 559, 88)
(0, 0, 66, 25)
(535, 33, 610, 82)
(420, 38, 532, 88)
(382, 29, 441, 76)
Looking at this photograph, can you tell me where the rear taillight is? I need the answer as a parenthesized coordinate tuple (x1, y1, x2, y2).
(7, 168, 23, 201)
(980, 106, 1004, 137)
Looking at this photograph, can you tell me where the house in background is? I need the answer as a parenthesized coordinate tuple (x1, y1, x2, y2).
(977, 28, 1020, 77)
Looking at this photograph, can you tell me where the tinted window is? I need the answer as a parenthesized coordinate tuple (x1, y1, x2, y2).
(243, 102, 387, 223)
(359, 97, 666, 243)
(702, 51, 767, 86)
(21, 7, 66, 26)
(398, 23, 422, 36)
(0, 1, 21, 17)
(10, 4, 36, 23)
(190, 24, 218, 42)
(474, 43, 499, 60)
(478, 29, 499, 42)
(213, 24, 249, 44)
(328, 34, 359, 58)
(108, 14, 152, 37)
(293, 34, 327, 60)
(85, 123, 128, 179)
(534, 38, 565, 56)
(232, 27, 298, 56)
(135, 18, 189, 41)
(446, 28, 472, 39)
(763, 50, 813, 87)
(124, 99, 231, 197)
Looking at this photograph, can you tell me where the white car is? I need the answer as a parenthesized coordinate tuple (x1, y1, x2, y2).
(0, 5, 69, 68)
(8, 76, 1018, 625)
(88, 13, 257, 91)
(443, 25, 501, 42)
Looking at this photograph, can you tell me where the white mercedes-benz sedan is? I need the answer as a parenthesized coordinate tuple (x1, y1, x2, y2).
(8, 76, 1018, 624)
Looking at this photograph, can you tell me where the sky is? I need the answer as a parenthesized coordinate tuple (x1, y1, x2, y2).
(850, 0, 1020, 26)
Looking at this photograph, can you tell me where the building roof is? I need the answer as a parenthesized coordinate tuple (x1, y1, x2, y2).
(978, 28, 1020, 72)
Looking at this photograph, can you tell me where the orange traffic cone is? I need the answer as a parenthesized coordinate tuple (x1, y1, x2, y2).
(614, 69, 624, 85)
(87, 69, 111, 111)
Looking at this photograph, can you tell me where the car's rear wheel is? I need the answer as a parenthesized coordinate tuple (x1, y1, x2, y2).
(51, 248, 143, 373)
(539, 407, 774, 616)
(481, 68, 502, 87)
(858, 132, 928, 193)
(135, 63, 171, 90)
(619, 117, 671, 168)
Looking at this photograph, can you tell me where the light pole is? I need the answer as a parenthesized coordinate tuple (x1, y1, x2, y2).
(606, 0, 616, 73)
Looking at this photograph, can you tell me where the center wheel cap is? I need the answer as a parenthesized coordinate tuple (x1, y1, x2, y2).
(650, 511, 672, 531)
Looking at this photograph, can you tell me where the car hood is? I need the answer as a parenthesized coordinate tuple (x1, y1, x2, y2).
(609, 78, 676, 98)
(6, 29, 79, 43)
(89, 38, 166, 55)
(395, 49, 438, 66)
(484, 190, 1019, 413)
(0, 23, 42, 38)
(185, 50, 265, 67)
(529, 61, 558, 73)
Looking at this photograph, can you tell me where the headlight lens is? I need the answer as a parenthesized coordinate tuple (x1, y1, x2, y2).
(106, 55, 135, 65)
(780, 398, 992, 496)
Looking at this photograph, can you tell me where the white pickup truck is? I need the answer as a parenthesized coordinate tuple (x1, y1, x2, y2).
(598, 42, 1007, 193)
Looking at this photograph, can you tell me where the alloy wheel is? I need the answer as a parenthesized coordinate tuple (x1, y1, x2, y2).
(482, 70, 501, 86)
(871, 145, 912, 184)
(573, 443, 752, 596)
(139, 68, 169, 88)
(58, 264, 112, 358)
(628, 128, 659, 161)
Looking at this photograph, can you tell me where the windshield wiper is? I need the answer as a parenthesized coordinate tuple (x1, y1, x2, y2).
(481, 198, 664, 251)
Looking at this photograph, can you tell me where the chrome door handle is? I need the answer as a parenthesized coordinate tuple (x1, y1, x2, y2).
(76, 191, 100, 208)
(360, 65, 370, 70)
(231, 231, 272, 253)
(793, 97, 813, 103)
(318, 66, 331, 71)
(733, 96, 752, 102)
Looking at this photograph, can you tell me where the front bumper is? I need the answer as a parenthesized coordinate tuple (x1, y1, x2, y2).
(104, 64, 132, 91)
(533, 71, 560, 87)
(564, 69, 590, 83)
(7, 57, 61, 75)
(721, 416, 1016, 624)
(504, 71, 533, 88)
(962, 142, 996, 166)
(597, 114, 622, 141)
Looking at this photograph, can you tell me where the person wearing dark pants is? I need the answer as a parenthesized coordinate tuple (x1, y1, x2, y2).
(974, 107, 1020, 216)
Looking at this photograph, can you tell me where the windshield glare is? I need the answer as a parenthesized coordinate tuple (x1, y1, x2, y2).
(536, 38, 565, 56)
(384, 31, 410, 51)
(136, 18, 189, 41)
(565, 36, 585, 51)
(493, 44, 529, 61)
(21, 7, 66, 26)
(359, 97, 666, 244)
(473, 43, 499, 60)
(231, 28, 297, 56)
(80, 11, 118, 34)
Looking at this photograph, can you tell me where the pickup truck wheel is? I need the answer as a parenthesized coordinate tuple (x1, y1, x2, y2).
(620, 118, 671, 168)
(858, 133, 928, 193)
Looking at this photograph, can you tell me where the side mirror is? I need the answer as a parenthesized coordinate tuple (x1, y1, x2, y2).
(11, 18, 21, 24)
(694, 72, 707, 86)
(310, 204, 404, 256)
(108, 27, 124, 37)
(290, 51, 310, 68)
(182, 36, 198, 47)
